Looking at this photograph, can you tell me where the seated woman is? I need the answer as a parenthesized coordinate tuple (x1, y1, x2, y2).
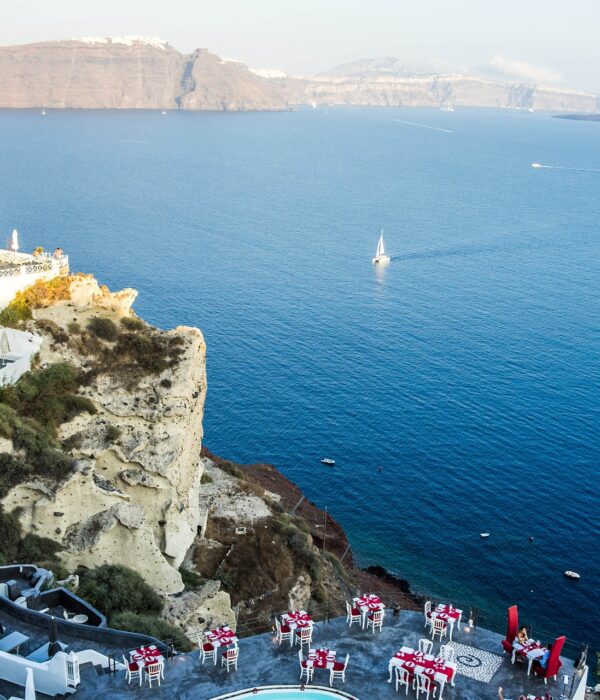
(516, 626, 529, 644)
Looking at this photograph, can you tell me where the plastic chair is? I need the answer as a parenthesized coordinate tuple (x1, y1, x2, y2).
(367, 608, 384, 633)
(122, 655, 141, 686)
(221, 646, 239, 673)
(419, 639, 434, 654)
(275, 617, 292, 646)
(415, 671, 434, 699)
(431, 617, 447, 642)
(298, 649, 314, 683)
(439, 644, 455, 663)
(144, 661, 161, 688)
(295, 624, 313, 649)
(197, 634, 217, 665)
(394, 665, 412, 695)
(346, 600, 362, 627)
(330, 653, 349, 687)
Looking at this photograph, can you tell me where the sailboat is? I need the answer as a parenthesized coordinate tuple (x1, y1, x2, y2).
(372, 230, 390, 264)
(41, 108, 46, 115)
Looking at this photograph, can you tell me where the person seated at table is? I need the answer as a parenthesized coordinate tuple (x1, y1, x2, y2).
(516, 626, 529, 644)
(538, 642, 553, 669)
(497, 686, 526, 700)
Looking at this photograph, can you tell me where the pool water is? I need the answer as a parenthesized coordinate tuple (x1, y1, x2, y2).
(210, 687, 359, 700)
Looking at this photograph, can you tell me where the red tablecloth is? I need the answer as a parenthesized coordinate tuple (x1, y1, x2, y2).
(355, 594, 382, 611)
(308, 648, 336, 670)
(394, 649, 454, 684)
(283, 611, 313, 628)
(131, 645, 162, 667)
(435, 604, 462, 621)
(206, 626, 238, 648)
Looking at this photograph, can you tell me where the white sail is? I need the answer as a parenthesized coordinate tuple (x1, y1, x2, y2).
(376, 232, 385, 258)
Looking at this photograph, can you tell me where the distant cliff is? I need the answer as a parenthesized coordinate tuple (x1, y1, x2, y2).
(0, 38, 286, 111)
(0, 40, 598, 113)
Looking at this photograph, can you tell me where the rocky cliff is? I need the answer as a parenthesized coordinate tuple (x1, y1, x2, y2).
(0, 38, 285, 111)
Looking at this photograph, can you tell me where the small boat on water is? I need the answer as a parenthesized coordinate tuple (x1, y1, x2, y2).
(321, 458, 335, 466)
(480, 532, 490, 538)
(41, 108, 46, 115)
(372, 230, 390, 265)
(564, 570, 580, 580)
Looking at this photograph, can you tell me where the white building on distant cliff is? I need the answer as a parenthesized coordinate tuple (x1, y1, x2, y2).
(0, 229, 69, 309)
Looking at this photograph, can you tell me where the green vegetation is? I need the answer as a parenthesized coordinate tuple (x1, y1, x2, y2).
(217, 460, 243, 479)
(0, 508, 65, 574)
(35, 319, 68, 344)
(78, 564, 192, 649)
(200, 472, 213, 484)
(0, 363, 96, 437)
(0, 277, 72, 328)
(179, 566, 203, 590)
(120, 316, 144, 331)
(111, 612, 192, 651)
(67, 321, 81, 334)
(87, 317, 119, 341)
(78, 564, 162, 619)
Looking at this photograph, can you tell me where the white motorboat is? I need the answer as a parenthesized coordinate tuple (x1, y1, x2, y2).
(564, 570, 580, 580)
(372, 231, 390, 264)
(480, 532, 490, 538)
(321, 458, 335, 466)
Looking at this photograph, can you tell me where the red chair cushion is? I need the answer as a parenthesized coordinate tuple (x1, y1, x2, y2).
(351, 608, 361, 616)
(333, 661, 345, 671)
(281, 624, 291, 633)
(128, 662, 140, 671)
(203, 643, 215, 652)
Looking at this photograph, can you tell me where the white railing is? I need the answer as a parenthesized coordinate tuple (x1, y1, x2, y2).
(0, 267, 21, 278)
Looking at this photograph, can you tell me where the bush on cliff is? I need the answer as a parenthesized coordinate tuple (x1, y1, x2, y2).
(78, 564, 163, 619)
(111, 612, 192, 651)
(87, 317, 119, 342)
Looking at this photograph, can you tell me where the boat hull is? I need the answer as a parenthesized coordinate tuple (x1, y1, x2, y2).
(372, 255, 390, 264)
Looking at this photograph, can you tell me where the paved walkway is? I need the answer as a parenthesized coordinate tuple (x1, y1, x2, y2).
(70, 611, 576, 700)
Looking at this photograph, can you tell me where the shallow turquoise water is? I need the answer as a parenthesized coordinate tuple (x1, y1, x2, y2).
(0, 106, 598, 655)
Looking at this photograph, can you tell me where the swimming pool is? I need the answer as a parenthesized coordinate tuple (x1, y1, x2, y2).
(210, 686, 359, 700)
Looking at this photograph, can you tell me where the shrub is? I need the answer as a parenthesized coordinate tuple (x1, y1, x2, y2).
(13, 276, 71, 310)
(78, 564, 163, 619)
(200, 472, 213, 485)
(120, 317, 144, 331)
(0, 453, 33, 498)
(67, 321, 81, 334)
(218, 461, 243, 479)
(179, 566, 203, 590)
(105, 425, 121, 443)
(87, 317, 119, 342)
(18, 533, 63, 563)
(36, 319, 68, 344)
(0, 305, 31, 328)
(110, 612, 192, 651)
(325, 551, 345, 578)
(0, 507, 22, 560)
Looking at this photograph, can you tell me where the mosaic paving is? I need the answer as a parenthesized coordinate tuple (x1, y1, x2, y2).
(449, 642, 504, 683)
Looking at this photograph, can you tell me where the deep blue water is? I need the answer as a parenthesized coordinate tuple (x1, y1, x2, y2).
(0, 107, 598, 657)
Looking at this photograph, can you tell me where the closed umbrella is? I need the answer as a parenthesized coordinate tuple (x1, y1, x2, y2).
(24, 667, 36, 700)
(9, 229, 19, 252)
(48, 616, 61, 658)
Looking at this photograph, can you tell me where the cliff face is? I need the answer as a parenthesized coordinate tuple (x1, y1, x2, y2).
(0, 38, 286, 111)
(286, 74, 600, 112)
(1, 275, 207, 595)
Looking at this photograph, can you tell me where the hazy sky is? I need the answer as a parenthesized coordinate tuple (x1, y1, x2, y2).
(3, 0, 600, 92)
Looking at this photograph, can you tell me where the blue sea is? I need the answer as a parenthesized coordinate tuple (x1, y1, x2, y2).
(0, 107, 598, 658)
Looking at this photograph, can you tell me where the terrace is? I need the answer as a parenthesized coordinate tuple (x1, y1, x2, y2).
(36, 610, 584, 700)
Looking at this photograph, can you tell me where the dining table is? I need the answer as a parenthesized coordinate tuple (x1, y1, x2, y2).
(512, 639, 546, 675)
(353, 593, 385, 629)
(282, 610, 313, 631)
(430, 604, 463, 640)
(130, 644, 163, 668)
(307, 648, 336, 671)
(205, 625, 238, 649)
(388, 645, 457, 698)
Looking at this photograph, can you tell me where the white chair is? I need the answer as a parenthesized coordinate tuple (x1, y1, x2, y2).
(439, 644, 455, 663)
(345, 600, 361, 627)
(144, 661, 161, 688)
(294, 624, 313, 649)
(394, 665, 412, 694)
(435, 674, 447, 699)
(431, 617, 447, 642)
(221, 646, 238, 673)
(298, 649, 314, 683)
(329, 653, 349, 687)
(419, 639, 433, 655)
(366, 608, 384, 633)
(415, 671, 434, 699)
(424, 601, 432, 624)
(122, 655, 141, 686)
(197, 634, 217, 665)
(275, 617, 292, 646)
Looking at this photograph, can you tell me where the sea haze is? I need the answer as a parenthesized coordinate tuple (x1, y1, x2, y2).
(0, 106, 598, 655)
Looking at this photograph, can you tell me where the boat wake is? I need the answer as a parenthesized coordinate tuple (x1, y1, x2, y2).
(531, 162, 600, 173)
(391, 238, 504, 262)
(392, 119, 454, 134)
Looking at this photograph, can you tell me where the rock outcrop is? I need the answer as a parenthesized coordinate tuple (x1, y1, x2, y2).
(1, 275, 207, 595)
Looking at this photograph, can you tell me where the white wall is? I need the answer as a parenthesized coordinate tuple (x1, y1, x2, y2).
(0, 650, 75, 696)
(0, 256, 69, 309)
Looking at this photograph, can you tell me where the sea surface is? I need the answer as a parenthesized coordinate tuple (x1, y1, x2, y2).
(0, 107, 598, 658)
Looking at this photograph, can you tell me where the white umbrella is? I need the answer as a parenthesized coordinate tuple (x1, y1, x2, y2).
(0, 330, 10, 360)
(9, 229, 19, 252)
(25, 667, 36, 700)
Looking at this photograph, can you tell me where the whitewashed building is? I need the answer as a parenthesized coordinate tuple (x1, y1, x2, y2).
(0, 327, 43, 385)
